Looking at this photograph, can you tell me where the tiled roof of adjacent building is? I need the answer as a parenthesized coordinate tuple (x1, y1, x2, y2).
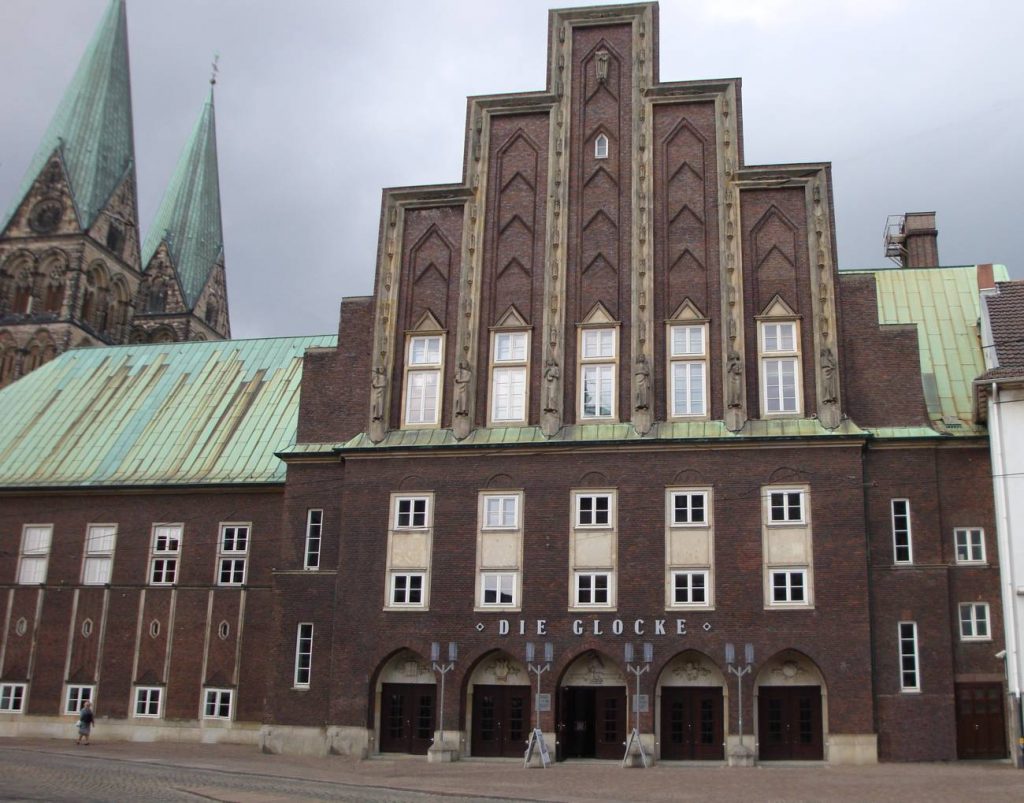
(842, 264, 1008, 435)
(1, 0, 134, 232)
(141, 89, 224, 309)
(985, 280, 1024, 370)
(0, 335, 335, 488)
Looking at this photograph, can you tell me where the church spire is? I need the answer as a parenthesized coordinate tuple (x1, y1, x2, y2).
(1, 0, 135, 233)
(141, 86, 225, 312)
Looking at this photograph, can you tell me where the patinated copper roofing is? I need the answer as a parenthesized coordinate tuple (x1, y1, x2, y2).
(0, 335, 335, 488)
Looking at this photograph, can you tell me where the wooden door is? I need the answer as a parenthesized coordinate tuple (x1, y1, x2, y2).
(594, 686, 626, 760)
(471, 685, 530, 757)
(660, 686, 724, 760)
(956, 683, 1007, 759)
(379, 683, 436, 755)
(757, 686, 822, 761)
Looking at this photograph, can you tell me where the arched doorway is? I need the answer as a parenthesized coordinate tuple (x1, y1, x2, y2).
(656, 650, 726, 761)
(754, 650, 826, 761)
(374, 649, 436, 755)
(557, 650, 627, 760)
(466, 651, 530, 758)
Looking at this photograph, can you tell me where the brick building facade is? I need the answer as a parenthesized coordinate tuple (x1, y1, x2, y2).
(0, 2, 1013, 765)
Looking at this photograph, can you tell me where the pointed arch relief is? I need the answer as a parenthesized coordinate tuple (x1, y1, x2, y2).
(759, 295, 797, 319)
(410, 310, 444, 334)
(493, 305, 528, 329)
(410, 225, 454, 283)
(752, 205, 799, 270)
(581, 302, 616, 326)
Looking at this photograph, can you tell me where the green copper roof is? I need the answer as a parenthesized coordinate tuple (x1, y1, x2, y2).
(2, 0, 135, 232)
(141, 89, 224, 308)
(843, 264, 1009, 434)
(0, 335, 335, 488)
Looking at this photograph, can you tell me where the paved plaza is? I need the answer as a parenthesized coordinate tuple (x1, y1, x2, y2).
(0, 738, 1022, 802)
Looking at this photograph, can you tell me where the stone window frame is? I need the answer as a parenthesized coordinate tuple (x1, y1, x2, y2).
(569, 489, 617, 611)
(304, 509, 323, 570)
(202, 687, 233, 720)
(132, 686, 162, 718)
(64, 684, 94, 715)
(81, 523, 117, 585)
(402, 333, 445, 429)
(767, 488, 805, 524)
(389, 572, 427, 607)
(671, 569, 710, 606)
(149, 523, 182, 585)
(476, 491, 524, 612)
(899, 621, 920, 692)
(488, 329, 530, 426)
(667, 323, 709, 419)
(574, 570, 613, 607)
(758, 319, 803, 417)
(665, 486, 715, 611)
(954, 527, 986, 564)
(386, 493, 434, 611)
(216, 522, 250, 587)
(480, 572, 518, 608)
(578, 326, 618, 421)
(891, 499, 913, 565)
(769, 568, 808, 605)
(17, 524, 52, 585)
(958, 602, 991, 641)
(594, 133, 609, 159)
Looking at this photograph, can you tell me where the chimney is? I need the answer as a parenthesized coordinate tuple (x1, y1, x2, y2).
(901, 212, 939, 267)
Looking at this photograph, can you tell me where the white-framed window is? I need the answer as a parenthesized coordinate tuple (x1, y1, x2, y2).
(395, 496, 430, 529)
(217, 523, 250, 586)
(294, 623, 313, 688)
(0, 683, 26, 713)
(670, 491, 707, 526)
(304, 509, 323, 570)
(576, 493, 612, 527)
(404, 334, 444, 427)
(760, 320, 801, 415)
(668, 324, 707, 418)
(203, 688, 233, 720)
(150, 524, 182, 585)
(959, 602, 991, 641)
(65, 685, 94, 715)
(899, 621, 920, 692)
(483, 495, 519, 529)
(954, 528, 986, 564)
(133, 686, 162, 718)
(82, 524, 116, 585)
(481, 572, 517, 606)
(390, 572, 426, 607)
(17, 524, 52, 584)
(575, 571, 612, 607)
(490, 331, 529, 424)
(672, 570, 708, 606)
(579, 327, 617, 420)
(891, 500, 912, 564)
(594, 133, 609, 159)
(770, 569, 807, 605)
(768, 489, 804, 523)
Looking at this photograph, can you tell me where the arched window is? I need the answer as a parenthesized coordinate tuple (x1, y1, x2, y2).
(22, 330, 56, 374)
(107, 278, 130, 340)
(205, 299, 219, 328)
(41, 261, 65, 315)
(147, 281, 167, 313)
(595, 133, 609, 159)
(0, 334, 16, 387)
(81, 263, 110, 332)
(13, 267, 34, 314)
(151, 327, 177, 344)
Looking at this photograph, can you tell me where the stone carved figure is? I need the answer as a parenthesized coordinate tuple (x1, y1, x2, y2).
(370, 365, 386, 422)
(596, 50, 610, 84)
(727, 350, 744, 409)
(543, 355, 560, 413)
(634, 353, 651, 410)
(820, 346, 838, 403)
(454, 359, 471, 417)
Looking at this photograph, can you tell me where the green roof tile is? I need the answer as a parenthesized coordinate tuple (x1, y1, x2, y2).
(0, 335, 335, 488)
(2, 0, 135, 232)
(141, 89, 224, 308)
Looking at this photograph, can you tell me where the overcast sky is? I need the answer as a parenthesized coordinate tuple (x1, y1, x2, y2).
(1, 0, 1020, 339)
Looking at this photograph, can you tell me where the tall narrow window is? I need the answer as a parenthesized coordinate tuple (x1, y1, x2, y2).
(82, 524, 116, 585)
(294, 623, 313, 687)
(579, 328, 617, 420)
(386, 493, 434, 610)
(490, 331, 529, 424)
(477, 491, 524, 610)
(666, 487, 714, 610)
(668, 324, 707, 418)
(404, 334, 443, 427)
(891, 500, 912, 564)
(217, 523, 250, 586)
(899, 622, 919, 691)
(570, 490, 617, 610)
(150, 524, 182, 585)
(304, 509, 323, 570)
(594, 133, 609, 159)
(17, 525, 52, 585)
(760, 320, 801, 415)
(763, 485, 813, 609)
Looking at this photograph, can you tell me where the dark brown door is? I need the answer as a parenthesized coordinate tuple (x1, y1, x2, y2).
(661, 686, 724, 760)
(559, 686, 626, 759)
(379, 683, 435, 755)
(757, 686, 823, 760)
(471, 685, 530, 757)
(956, 683, 1007, 759)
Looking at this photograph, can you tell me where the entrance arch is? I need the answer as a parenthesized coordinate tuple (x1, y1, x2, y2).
(374, 649, 436, 755)
(557, 650, 627, 760)
(465, 650, 530, 758)
(754, 650, 827, 761)
(655, 650, 727, 761)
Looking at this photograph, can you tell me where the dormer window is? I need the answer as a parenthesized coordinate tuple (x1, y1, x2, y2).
(595, 134, 609, 160)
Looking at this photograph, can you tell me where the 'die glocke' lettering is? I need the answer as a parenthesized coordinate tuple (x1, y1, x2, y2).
(493, 618, 694, 636)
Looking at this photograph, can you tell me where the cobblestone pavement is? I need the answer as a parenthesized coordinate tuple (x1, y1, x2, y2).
(1, 738, 1022, 802)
